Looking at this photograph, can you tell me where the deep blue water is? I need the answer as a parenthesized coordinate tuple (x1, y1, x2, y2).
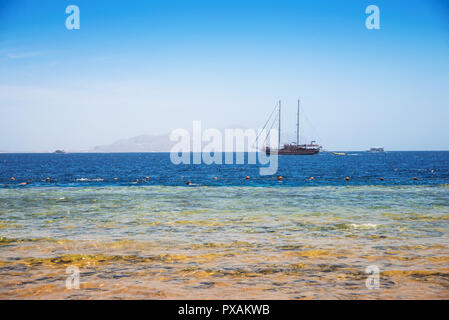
(1, 151, 448, 187)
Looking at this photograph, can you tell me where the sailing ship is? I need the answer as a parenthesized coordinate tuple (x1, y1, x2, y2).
(265, 99, 321, 155)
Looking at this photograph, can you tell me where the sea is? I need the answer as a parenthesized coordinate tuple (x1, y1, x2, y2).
(0, 151, 448, 299)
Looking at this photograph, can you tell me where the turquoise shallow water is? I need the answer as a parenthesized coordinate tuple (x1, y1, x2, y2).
(1, 184, 448, 299)
(1, 185, 448, 242)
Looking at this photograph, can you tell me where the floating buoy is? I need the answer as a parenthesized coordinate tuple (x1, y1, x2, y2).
(245, 176, 250, 180)
(309, 177, 315, 180)
(10, 177, 15, 181)
(45, 177, 50, 181)
(345, 177, 350, 181)
(277, 176, 283, 181)
(413, 177, 418, 180)
(145, 177, 150, 180)
(113, 178, 118, 180)
(186, 180, 192, 185)
(380, 177, 384, 181)
(213, 177, 218, 180)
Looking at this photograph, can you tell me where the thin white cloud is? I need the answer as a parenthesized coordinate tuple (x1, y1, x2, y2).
(6, 51, 44, 59)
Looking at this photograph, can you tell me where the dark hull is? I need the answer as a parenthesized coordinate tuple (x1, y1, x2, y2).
(266, 148, 320, 155)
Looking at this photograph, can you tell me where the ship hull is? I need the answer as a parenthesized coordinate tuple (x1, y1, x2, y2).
(266, 148, 320, 155)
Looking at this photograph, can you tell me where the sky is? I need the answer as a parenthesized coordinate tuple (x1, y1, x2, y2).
(0, 0, 448, 151)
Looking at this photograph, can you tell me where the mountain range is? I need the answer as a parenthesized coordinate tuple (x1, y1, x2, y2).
(90, 131, 299, 153)
(90, 134, 174, 152)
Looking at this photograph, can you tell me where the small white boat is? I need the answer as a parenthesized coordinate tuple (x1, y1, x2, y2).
(367, 147, 384, 152)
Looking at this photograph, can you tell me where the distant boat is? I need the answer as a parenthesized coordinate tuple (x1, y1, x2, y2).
(333, 152, 346, 156)
(367, 147, 384, 153)
(54, 150, 66, 154)
(264, 99, 321, 155)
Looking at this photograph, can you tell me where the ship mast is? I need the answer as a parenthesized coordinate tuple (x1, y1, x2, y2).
(297, 99, 300, 146)
(278, 100, 281, 150)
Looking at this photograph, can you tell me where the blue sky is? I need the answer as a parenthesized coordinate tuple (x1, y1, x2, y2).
(0, 0, 448, 151)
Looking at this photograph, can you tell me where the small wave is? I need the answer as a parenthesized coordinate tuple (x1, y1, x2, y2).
(347, 223, 377, 229)
(75, 178, 104, 182)
(333, 223, 378, 230)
